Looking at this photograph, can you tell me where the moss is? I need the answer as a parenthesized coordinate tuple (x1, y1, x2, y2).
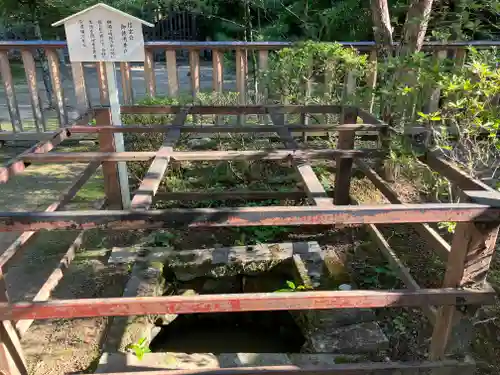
(150, 261, 164, 271)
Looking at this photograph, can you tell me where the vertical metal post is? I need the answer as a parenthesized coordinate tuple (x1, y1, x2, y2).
(0, 51, 22, 132)
(366, 49, 378, 113)
(97, 62, 109, 105)
(105, 62, 131, 208)
(0, 269, 28, 375)
(166, 49, 179, 97)
(71, 62, 90, 115)
(21, 49, 45, 132)
(430, 191, 500, 361)
(334, 108, 357, 205)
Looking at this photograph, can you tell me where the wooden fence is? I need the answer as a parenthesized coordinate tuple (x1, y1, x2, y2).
(0, 103, 499, 374)
(0, 40, 499, 141)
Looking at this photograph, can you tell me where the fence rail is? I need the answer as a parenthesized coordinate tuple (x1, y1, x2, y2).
(0, 40, 498, 140)
(0, 104, 499, 375)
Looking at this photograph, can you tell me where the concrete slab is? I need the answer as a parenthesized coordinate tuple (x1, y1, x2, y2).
(218, 353, 292, 368)
(288, 354, 365, 368)
(305, 322, 389, 354)
(108, 246, 138, 265)
(96, 352, 220, 373)
(145, 241, 323, 282)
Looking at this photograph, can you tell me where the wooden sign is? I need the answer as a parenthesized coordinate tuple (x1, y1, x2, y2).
(52, 3, 153, 62)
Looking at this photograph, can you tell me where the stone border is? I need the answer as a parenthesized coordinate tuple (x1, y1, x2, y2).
(101, 240, 388, 369)
(96, 352, 368, 373)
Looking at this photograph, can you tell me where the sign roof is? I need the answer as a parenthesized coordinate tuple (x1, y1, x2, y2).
(52, 3, 154, 27)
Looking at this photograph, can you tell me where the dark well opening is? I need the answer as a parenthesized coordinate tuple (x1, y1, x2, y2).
(150, 258, 306, 353)
(149, 311, 305, 353)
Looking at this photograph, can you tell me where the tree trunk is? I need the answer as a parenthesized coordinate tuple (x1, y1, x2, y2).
(398, 0, 434, 56)
(370, 0, 394, 58)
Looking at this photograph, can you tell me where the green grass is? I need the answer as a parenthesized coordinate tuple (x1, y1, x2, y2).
(1, 116, 60, 132)
(10, 62, 26, 82)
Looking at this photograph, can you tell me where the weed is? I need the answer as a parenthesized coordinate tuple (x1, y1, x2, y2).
(232, 226, 290, 245)
(392, 313, 409, 333)
(148, 231, 176, 247)
(357, 265, 396, 289)
(438, 221, 456, 234)
(275, 280, 313, 292)
(126, 337, 151, 360)
(334, 356, 354, 364)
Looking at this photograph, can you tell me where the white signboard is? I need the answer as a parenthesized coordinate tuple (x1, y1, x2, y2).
(52, 3, 153, 62)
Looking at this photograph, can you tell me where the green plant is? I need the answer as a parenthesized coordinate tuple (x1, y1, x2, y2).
(378, 46, 499, 202)
(232, 225, 290, 245)
(392, 313, 408, 333)
(264, 41, 368, 106)
(358, 265, 396, 288)
(126, 337, 151, 360)
(275, 280, 312, 292)
(151, 231, 176, 246)
(438, 221, 457, 234)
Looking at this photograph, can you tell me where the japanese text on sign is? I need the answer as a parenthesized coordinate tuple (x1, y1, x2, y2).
(63, 12, 146, 62)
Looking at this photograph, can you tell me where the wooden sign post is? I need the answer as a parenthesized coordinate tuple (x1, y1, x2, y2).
(53, 3, 153, 208)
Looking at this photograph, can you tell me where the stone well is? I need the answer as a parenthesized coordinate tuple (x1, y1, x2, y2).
(98, 240, 389, 372)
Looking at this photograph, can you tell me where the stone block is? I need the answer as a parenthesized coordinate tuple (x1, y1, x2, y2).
(218, 353, 292, 368)
(288, 353, 366, 368)
(305, 322, 389, 354)
(103, 261, 164, 352)
(108, 246, 137, 265)
(312, 308, 377, 329)
(96, 352, 219, 373)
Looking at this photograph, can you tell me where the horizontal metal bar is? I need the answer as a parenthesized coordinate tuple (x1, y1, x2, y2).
(275, 124, 332, 206)
(0, 288, 493, 321)
(1, 40, 498, 50)
(0, 129, 69, 183)
(152, 190, 315, 201)
(0, 161, 101, 271)
(15, 230, 85, 336)
(0, 132, 96, 142)
(75, 360, 475, 375)
(119, 105, 344, 115)
(71, 124, 385, 134)
(350, 196, 437, 324)
(22, 149, 383, 163)
(423, 152, 497, 193)
(14, 202, 105, 336)
(356, 160, 451, 259)
(131, 124, 184, 210)
(0, 204, 498, 232)
(366, 223, 437, 324)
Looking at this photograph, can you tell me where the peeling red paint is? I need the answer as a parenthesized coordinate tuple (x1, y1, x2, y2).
(0, 288, 493, 321)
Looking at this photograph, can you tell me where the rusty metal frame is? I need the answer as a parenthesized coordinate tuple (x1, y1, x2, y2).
(0, 104, 499, 375)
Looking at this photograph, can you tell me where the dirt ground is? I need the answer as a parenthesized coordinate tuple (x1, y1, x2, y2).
(0, 144, 135, 374)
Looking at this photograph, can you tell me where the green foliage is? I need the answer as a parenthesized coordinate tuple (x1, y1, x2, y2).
(374, 46, 499, 199)
(150, 231, 176, 246)
(357, 265, 396, 289)
(122, 91, 242, 186)
(263, 41, 368, 105)
(438, 221, 457, 234)
(275, 280, 312, 292)
(126, 337, 151, 360)
(427, 48, 500, 176)
(429, 0, 500, 41)
(122, 40, 498, 206)
(233, 225, 290, 245)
